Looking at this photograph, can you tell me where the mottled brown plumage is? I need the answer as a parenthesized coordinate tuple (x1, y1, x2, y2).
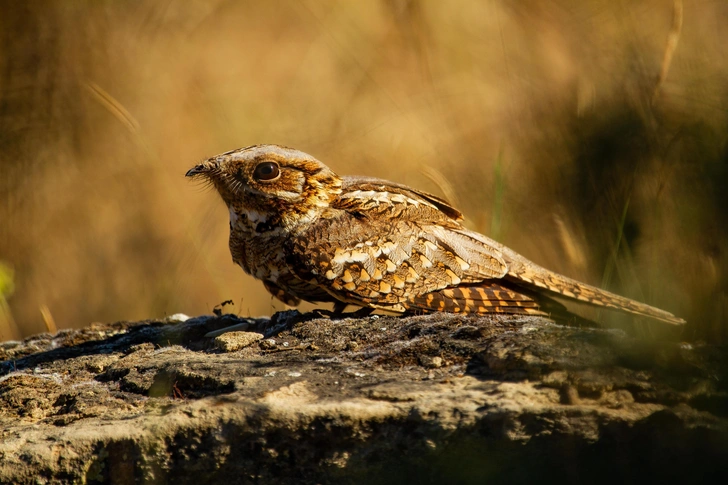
(186, 145, 685, 325)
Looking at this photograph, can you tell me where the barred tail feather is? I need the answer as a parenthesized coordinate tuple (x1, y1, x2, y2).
(507, 266, 686, 326)
(404, 283, 547, 317)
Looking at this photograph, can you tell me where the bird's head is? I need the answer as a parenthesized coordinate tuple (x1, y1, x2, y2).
(186, 145, 343, 233)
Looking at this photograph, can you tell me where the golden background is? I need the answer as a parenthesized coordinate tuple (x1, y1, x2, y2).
(1, 1, 726, 341)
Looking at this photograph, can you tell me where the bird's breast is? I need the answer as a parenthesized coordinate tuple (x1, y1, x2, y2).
(228, 207, 289, 283)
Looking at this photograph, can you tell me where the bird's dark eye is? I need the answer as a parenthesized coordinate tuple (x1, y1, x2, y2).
(253, 161, 280, 181)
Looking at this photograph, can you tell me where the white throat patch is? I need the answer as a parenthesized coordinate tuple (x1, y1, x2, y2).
(229, 207, 269, 225)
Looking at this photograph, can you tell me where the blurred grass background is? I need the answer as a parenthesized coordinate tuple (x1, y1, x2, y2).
(1, 0, 726, 342)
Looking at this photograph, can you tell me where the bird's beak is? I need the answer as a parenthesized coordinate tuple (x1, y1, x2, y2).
(185, 160, 217, 177)
(185, 165, 205, 177)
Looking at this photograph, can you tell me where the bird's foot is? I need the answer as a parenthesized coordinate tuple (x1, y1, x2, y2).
(311, 304, 375, 320)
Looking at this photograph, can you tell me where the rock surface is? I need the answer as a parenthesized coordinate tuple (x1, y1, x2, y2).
(0, 312, 726, 484)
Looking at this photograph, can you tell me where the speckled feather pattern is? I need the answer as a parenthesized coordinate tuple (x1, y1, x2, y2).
(186, 145, 685, 325)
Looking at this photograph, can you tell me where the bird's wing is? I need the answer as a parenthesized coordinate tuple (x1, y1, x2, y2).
(340, 175, 464, 221)
(289, 180, 685, 324)
(285, 192, 508, 309)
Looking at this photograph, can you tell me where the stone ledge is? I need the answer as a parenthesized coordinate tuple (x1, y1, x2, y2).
(1, 312, 726, 484)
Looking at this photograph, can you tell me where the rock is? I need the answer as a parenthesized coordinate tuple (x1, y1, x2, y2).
(164, 313, 191, 323)
(214, 331, 263, 352)
(0, 312, 726, 484)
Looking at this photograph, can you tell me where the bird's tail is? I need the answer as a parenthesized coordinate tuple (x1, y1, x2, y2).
(506, 263, 685, 325)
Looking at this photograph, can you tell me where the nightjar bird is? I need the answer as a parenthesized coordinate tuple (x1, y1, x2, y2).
(186, 145, 685, 325)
